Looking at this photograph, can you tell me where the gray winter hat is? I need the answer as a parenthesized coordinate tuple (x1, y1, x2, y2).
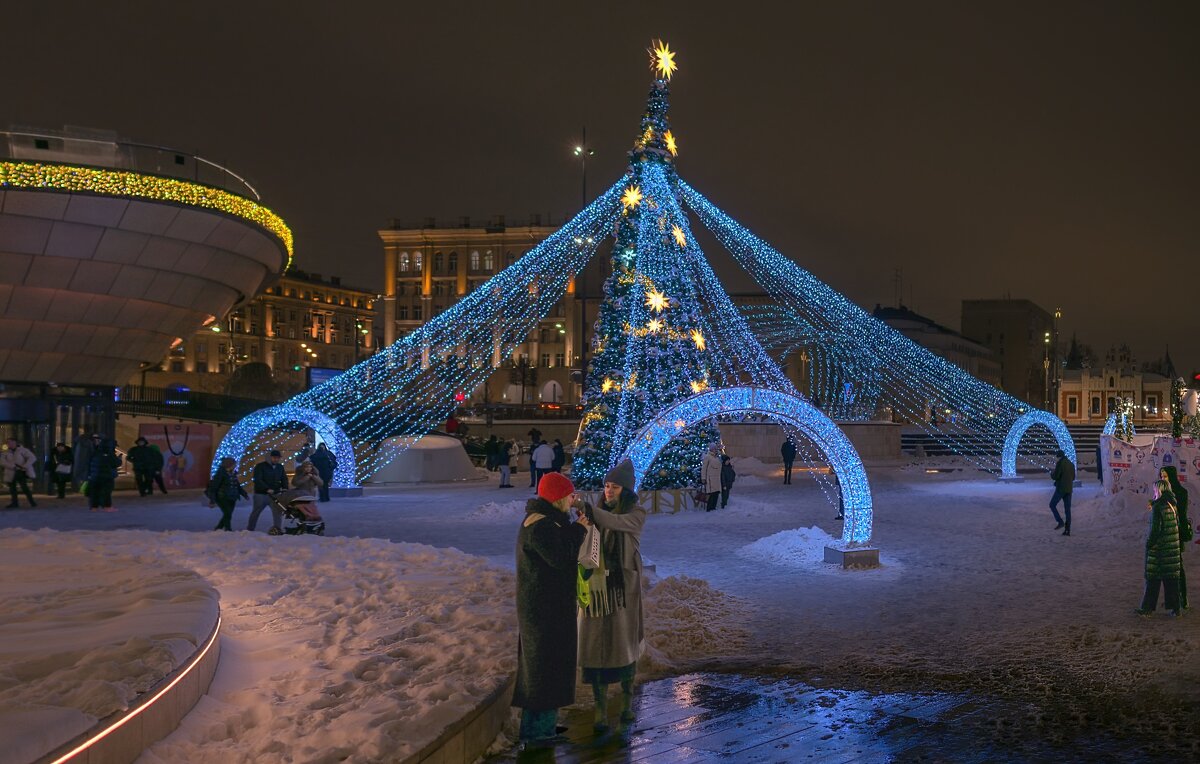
(604, 459, 637, 492)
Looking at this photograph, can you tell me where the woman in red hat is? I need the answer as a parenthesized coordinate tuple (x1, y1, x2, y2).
(511, 471, 589, 747)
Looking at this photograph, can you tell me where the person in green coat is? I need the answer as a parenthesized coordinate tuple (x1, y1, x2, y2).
(1160, 466, 1190, 610)
(1136, 479, 1182, 616)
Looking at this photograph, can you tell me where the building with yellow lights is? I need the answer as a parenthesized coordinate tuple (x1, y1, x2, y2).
(140, 268, 378, 396)
(0, 126, 290, 460)
(379, 216, 602, 406)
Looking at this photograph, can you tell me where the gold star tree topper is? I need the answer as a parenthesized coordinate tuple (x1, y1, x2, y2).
(649, 40, 678, 81)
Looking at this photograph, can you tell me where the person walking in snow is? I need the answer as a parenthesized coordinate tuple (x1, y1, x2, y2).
(512, 471, 589, 747)
(127, 436, 158, 497)
(206, 456, 248, 531)
(248, 450, 288, 533)
(1049, 450, 1075, 536)
(719, 452, 736, 509)
(780, 437, 797, 484)
(308, 443, 336, 502)
(1161, 466, 1190, 610)
(531, 439, 555, 491)
(3, 438, 38, 509)
(496, 440, 514, 488)
(86, 437, 120, 512)
(1136, 478, 1183, 616)
(578, 459, 646, 732)
(701, 443, 723, 512)
(47, 442, 73, 499)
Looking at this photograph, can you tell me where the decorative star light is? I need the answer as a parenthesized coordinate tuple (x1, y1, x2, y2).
(601, 378, 615, 393)
(664, 130, 678, 156)
(691, 328, 706, 351)
(649, 39, 677, 81)
(621, 185, 643, 210)
(674, 418, 687, 430)
(644, 289, 669, 313)
(672, 224, 687, 247)
(647, 318, 664, 333)
(690, 379, 708, 393)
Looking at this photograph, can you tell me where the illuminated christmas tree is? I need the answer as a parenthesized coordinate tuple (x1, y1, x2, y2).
(573, 41, 722, 490)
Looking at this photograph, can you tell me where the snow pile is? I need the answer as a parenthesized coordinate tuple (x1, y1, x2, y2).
(640, 575, 752, 675)
(467, 499, 527, 522)
(0, 538, 218, 764)
(737, 526, 901, 575)
(730, 456, 777, 477)
(0, 529, 516, 764)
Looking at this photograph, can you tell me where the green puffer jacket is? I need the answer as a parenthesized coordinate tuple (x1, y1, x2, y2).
(1145, 491, 1182, 580)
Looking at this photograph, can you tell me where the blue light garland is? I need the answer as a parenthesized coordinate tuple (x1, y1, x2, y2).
(1000, 411, 1076, 479)
(622, 386, 873, 543)
(214, 404, 357, 486)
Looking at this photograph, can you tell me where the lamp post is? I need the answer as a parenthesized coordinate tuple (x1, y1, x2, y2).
(572, 128, 595, 403)
(1043, 331, 1051, 411)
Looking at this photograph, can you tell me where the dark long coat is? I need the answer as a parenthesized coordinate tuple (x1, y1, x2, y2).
(1146, 491, 1182, 580)
(512, 498, 586, 711)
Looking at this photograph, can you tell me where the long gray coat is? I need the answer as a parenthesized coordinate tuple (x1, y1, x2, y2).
(512, 498, 587, 710)
(578, 499, 646, 670)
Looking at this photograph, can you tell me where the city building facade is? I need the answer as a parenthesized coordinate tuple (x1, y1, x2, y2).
(872, 304, 1002, 388)
(378, 217, 597, 407)
(1058, 344, 1172, 426)
(140, 268, 377, 396)
(961, 299, 1057, 408)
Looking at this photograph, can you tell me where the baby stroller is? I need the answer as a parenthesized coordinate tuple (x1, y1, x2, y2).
(271, 489, 326, 536)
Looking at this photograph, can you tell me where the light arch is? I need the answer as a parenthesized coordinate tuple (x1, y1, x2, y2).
(618, 386, 874, 543)
(215, 404, 357, 488)
(1001, 410, 1076, 479)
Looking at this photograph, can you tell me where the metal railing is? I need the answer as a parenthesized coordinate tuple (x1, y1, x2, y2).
(116, 385, 274, 424)
(2, 127, 261, 200)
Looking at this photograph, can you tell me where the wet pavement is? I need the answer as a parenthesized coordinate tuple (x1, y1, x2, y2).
(492, 672, 1162, 763)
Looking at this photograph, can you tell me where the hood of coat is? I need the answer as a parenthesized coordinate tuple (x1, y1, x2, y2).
(525, 496, 567, 521)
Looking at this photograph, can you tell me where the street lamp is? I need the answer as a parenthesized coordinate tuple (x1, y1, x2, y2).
(1043, 331, 1051, 411)
(573, 129, 596, 404)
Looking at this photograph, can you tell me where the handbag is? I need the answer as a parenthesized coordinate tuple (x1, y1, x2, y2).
(578, 524, 601, 570)
(55, 463, 72, 475)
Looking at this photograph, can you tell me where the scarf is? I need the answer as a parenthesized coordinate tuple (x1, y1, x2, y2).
(582, 499, 627, 618)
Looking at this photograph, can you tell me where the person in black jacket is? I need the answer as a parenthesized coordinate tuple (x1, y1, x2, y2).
(207, 457, 248, 531)
(512, 471, 588, 747)
(551, 439, 566, 473)
(127, 437, 158, 496)
(47, 442, 73, 499)
(780, 437, 797, 484)
(720, 453, 736, 508)
(1049, 450, 1076, 536)
(247, 450, 288, 533)
(308, 443, 337, 502)
(87, 438, 121, 512)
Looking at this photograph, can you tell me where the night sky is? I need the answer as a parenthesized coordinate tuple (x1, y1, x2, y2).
(6, 2, 1197, 370)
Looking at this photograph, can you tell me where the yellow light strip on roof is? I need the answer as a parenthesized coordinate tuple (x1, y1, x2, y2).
(0, 161, 293, 265)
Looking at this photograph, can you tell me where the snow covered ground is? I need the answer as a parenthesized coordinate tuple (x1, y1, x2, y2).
(1, 458, 1198, 757)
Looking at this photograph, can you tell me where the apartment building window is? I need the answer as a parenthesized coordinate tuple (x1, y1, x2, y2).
(448, 252, 457, 272)
(507, 252, 516, 266)
(288, 328, 296, 339)
(413, 252, 423, 271)
(413, 305, 422, 321)
(218, 343, 227, 356)
(483, 251, 494, 270)
(470, 251, 480, 270)
(1146, 394, 1158, 414)
(434, 252, 443, 272)
(399, 252, 410, 272)
(554, 353, 564, 367)
(196, 360, 208, 373)
(541, 353, 551, 367)
(1091, 396, 1101, 414)
(171, 360, 184, 372)
(1067, 396, 1078, 415)
(250, 322, 259, 335)
(398, 305, 408, 320)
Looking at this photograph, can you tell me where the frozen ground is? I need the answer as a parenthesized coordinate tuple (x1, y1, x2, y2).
(1, 457, 1198, 757)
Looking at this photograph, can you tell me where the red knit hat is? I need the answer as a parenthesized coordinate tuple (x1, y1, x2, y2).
(538, 472, 575, 503)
